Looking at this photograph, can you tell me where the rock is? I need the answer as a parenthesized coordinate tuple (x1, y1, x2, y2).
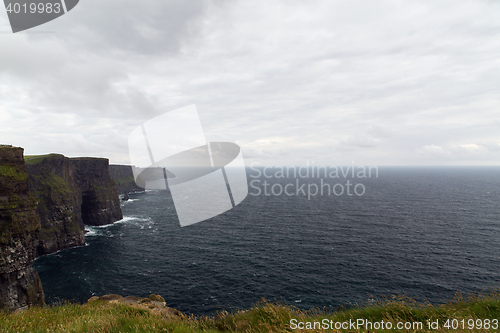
(123, 296, 142, 305)
(109, 165, 144, 195)
(26, 154, 123, 255)
(0, 145, 44, 311)
(95, 294, 124, 302)
(26, 154, 85, 256)
(87, 293, 181, 318)
(148, 294, 165, 302)
(71, 158, 123, 226)
(109, 164, 175, 195)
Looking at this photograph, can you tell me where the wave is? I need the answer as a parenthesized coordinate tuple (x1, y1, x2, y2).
(85, 216, 153, 236)
(122, 198, 139, 203)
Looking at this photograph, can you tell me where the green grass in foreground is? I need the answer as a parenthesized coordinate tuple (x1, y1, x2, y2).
(1, 291, 499, 332)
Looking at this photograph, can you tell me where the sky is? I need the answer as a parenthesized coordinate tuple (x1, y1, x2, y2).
(1, 0, 499, 166)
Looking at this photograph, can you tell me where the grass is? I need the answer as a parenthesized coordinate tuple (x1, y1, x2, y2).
(38, 173, 73, 194)
(0, 194, 40, 244)
(24, 154, 63, 165)
(0, 291, 499, 332)
(0, 164, 28, 182)
(113, 175, 136, 186)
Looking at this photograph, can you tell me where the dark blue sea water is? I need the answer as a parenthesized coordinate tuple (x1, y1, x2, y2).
(34, 167, 500, 315)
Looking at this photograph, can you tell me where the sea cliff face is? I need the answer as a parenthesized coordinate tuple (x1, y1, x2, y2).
(109, 165, 175, 195)
(109, 165, 144, 195)
(26, 154, 84, 256)
(0, 145, 44, 311)
(71, 158, 123, 226)
(26, 155, 123, 256)
(1, 146, 124, 310)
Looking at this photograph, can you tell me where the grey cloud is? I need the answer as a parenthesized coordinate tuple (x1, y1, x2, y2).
(367, 125, 392, 139)
(45, 0, 218, 57)
(480, 142, 500, 151)
(339, 136, 378, 149)
(1, 0, 499, 165)
(0, 0, 226, 119)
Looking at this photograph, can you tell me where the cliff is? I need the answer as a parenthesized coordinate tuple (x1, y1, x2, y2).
(109, 165, 144, 195)
(25, 154, 84, 256)
(71, 158, 123, 226)
(109, 165, 175, 195)
(26, 155, 123, 256)
(0, 145, 44, 311)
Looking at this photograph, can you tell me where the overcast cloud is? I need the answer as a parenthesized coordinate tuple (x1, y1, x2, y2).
(1, 0, 499, 166)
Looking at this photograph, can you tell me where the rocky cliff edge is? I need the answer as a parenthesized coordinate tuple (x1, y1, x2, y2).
(0, 145, 44, 311)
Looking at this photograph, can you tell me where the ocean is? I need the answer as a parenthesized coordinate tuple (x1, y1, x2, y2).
(34, 166, 500, 315)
